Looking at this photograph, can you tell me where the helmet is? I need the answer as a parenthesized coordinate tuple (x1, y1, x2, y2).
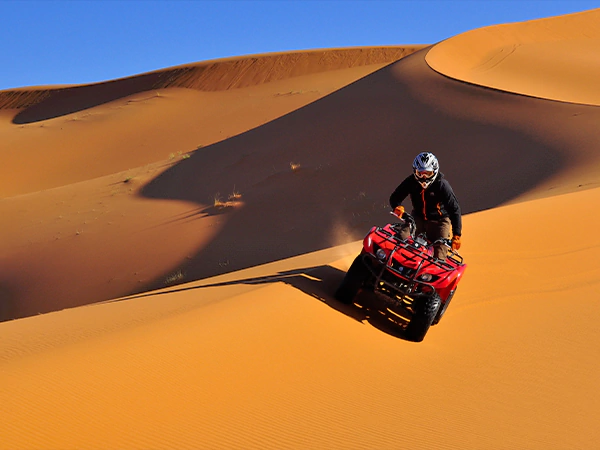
(413, 152, 439, 189)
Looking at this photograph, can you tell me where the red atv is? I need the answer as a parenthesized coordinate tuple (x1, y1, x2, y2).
(335, 212, 466, 342)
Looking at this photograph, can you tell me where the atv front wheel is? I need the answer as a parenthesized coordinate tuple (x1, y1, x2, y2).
(335, 255, 370, 304)
(433, 289, 455, 326)
(404, 293, 441, 342)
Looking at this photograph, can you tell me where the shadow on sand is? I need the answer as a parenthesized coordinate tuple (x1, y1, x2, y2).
(124, 264, 415, 341)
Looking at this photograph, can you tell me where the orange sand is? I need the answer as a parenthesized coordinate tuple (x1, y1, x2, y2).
(1, 10, 600, 450)
(426, 8, 600, 105)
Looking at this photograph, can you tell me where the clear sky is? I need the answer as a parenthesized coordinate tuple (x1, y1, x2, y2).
(1, 0, 598, 90)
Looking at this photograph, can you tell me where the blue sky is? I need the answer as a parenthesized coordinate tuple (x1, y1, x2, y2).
(1, 0, 598, 90)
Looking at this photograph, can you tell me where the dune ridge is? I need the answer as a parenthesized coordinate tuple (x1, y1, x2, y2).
(426, 8, 600, 105)
(0, 46, 424, 123)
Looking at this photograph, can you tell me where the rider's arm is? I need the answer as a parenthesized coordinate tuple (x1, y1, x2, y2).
(389, 176, 413, 209)
(441, 180, 462, 236)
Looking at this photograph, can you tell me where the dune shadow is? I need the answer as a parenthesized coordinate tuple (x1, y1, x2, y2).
(12, 71, 179, 124)
(0, 284, 18, 323)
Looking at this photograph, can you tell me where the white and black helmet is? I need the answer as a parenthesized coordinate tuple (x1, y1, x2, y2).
(413, 152, 439, 189)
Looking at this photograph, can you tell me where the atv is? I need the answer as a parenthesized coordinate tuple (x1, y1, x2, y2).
(335, 211, 466, 342)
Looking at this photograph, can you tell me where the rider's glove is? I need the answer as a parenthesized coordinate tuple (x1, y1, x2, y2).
(451, 235, 461, 251)
(393, 205, 405, 218)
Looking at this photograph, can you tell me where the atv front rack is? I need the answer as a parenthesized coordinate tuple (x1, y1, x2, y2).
(375, 226, 464, 267)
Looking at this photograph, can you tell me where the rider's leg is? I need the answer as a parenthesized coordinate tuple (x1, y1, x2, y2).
(413, 215, 427, 237)
(427, 218, 451, 261)
(397, 225, 411, 240)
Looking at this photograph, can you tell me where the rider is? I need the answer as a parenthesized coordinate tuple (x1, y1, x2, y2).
(389, 152, 462, 261)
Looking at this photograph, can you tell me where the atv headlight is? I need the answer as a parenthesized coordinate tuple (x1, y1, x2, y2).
(375, 248, 387, 260)
(419, 273, 433, 282)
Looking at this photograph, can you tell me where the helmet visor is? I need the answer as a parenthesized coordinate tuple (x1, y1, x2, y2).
(415, 170, 435, 179)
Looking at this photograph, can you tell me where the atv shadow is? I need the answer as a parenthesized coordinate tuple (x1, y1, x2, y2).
(274, 264, 413, 339)
(124, 264, 413, 341)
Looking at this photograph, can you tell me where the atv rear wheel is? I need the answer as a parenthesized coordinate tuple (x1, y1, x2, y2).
(433, 289, 455, 326)
(404, 293, 441, 342)
(335, 255, 370, 304)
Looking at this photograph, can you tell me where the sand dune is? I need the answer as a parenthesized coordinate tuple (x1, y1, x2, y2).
(1, 9, 600, 450)
(426, 8, 600, 105)
(0, 47, 424, 198)
(3, 44, 600, 322)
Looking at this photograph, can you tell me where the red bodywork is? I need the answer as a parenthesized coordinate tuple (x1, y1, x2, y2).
(361, 224, 466, 304)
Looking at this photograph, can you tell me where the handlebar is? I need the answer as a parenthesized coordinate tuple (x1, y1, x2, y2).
(432, 238, 452, 249)
(432, 238, 464, 263)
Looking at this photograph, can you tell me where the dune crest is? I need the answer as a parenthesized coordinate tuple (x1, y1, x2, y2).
(426, 8, 600, 105)
(0, 46, 424, 123)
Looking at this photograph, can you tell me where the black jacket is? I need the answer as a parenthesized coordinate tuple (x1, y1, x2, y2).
(389, 172, 462, 236)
